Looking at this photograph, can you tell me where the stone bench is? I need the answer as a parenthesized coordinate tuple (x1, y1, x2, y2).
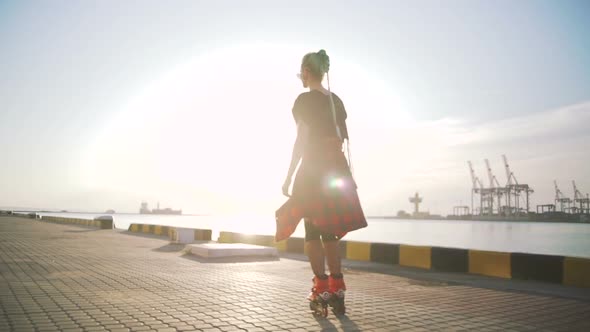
(188, 243, 279, 258)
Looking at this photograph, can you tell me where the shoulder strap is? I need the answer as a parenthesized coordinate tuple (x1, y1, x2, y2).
(326, 73, 342, 140)
(326, 73, 354, 176)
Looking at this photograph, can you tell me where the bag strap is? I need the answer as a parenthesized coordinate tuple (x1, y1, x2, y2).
(326, 72, 342, 140)
(326, 72, 354, 176)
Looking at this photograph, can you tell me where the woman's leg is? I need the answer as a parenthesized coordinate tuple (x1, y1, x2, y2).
(323, 240, 341, 275)
(304, 219, 326, 276)
(306, 240, 326, 276)
(324, 238, 346, 315)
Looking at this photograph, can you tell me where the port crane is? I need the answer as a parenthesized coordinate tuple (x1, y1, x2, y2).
(485, 158, 506, 215)
(573, 181, 590, 214)
(468, 161, 484, 215)
(502, 155, 533, 215)
(554, 181, 572, 212)
(466, 156, 534, 217)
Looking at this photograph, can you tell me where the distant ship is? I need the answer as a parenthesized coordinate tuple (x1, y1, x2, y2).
(139, 202, 182, 215)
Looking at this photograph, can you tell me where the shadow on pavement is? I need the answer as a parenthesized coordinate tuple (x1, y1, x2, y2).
(313, 313, 360, 331)
(63, 229, 102, 233)
(314, 315, 337, 331)
(120, 231, 168, 240)
(152, 243, 187, 252)
(336, 314, 361, 331)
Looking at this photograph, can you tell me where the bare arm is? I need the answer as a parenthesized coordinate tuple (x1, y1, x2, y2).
(282, 121, 309, 196)
(286, 121, 309, 180)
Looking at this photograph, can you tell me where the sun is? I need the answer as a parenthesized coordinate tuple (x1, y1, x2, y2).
(80, 42, 408, 215)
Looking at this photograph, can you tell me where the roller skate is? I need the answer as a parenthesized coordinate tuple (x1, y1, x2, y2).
(308, 275, 330, 317)
(328, 273, 346, 316)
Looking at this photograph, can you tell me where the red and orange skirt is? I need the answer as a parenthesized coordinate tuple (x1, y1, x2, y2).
(275, 139, 367, 242)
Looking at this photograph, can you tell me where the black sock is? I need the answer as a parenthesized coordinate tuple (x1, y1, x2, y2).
(330, 273, 343, 279)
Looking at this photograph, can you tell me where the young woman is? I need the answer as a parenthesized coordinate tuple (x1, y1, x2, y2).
(276, 49, 367, 316)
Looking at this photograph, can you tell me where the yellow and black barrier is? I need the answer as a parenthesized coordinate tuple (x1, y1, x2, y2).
(127, 224, 212, 242)
(128, 223, 173, 237)
(40, 216, 113, 229)
(469, 250, 511, 278)
(511, 253, 564, 284)
(8, 211, 37, 219)
(217, 231, 590, 288)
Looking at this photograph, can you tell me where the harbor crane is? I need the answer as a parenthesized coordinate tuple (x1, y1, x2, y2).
(468, 161, 484, 215)
(502, 155, 533, 215)
(467, 156, 533, 217)
(485, 158, 506, 215)
(554, 181, 572, 212)
(573, 181, 590, 214)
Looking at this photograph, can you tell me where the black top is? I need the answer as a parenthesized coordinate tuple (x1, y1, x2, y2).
(291, 90, 349, 143)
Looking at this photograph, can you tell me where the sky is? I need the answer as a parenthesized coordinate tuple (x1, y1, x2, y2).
(1, 0, 589, 216)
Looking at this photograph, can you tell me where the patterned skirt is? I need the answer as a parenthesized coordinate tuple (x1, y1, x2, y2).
(275, 139, 367, 242)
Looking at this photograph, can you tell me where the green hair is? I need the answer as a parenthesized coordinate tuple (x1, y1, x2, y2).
(302, 49, 330, 79)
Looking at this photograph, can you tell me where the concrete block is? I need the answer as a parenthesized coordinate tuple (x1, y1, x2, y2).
(218, 231, 236, 243)
(346, 241, 371, 261)
(172, 227, 196, 244)
(94, 216, 114, 229)
(195, 229, 212, 241)
(511, 253, 564, 284)
(432, 247, 469, 273)
(286, 237, 304, 254)
(370, 243, 400, 265)
(469, 250, 511, 279)
(400, 245, 432, 269)
(189, 243, 279, 258)
(564, 257, 590, 288)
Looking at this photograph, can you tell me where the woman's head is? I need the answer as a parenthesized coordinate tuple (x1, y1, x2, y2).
(299, 49, 330, 88)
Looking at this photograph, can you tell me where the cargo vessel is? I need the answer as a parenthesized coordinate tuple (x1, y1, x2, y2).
(139, 202, 182, 215)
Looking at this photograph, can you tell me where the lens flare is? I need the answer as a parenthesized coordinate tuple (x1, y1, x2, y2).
(329, 178, 345, 189)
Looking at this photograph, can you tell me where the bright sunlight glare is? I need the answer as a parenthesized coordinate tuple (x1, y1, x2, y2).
(80, 42, 415, 216)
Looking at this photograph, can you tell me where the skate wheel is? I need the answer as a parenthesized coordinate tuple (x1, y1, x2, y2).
(309, 300, 328, 317)
(332, 306, 346, 316)
(329, 297, 346, 316)
(321, 305, 328, 317)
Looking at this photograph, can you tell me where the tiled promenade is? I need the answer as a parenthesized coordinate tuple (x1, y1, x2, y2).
(1, 216, 589, 331)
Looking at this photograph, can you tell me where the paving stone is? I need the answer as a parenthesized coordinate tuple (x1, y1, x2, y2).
(174, 324, 197, 331)
(155, 328, 177, 332)
(37, 327, 63, 332)
(219, 327, 244, 332)
(83, 327, 108, 331)
(56, 323, 82, 330)
(1, 216, 590, 332)
(127, 326, 153, 332)
(12, 323, 36, 330)
(192, 323, 215, 329)
(147, 323, 170, 329)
